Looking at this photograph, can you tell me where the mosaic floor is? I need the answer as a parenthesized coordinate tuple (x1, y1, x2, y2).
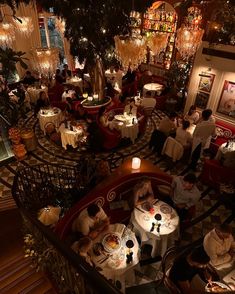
(1, 109, 234, 235)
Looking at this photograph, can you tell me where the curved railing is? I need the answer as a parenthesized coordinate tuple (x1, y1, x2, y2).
(12, 163, 121, 294)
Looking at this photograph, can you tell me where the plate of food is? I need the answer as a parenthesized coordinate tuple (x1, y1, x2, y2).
(160, 204, 172, 215)
(205, 281, 232, 292)
(102, 233, 121, 253)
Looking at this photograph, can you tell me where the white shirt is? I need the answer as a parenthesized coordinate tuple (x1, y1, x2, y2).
(158, 117, 176, 136)
(192, 119, 216, 151)
(172, 176, 201, 208)
(124, 104, 137, 116)
(72, 207, 108, 236)
(184, 111, 200, 124)
(175, 127, 192, 147)
(203, 229, 235, 268)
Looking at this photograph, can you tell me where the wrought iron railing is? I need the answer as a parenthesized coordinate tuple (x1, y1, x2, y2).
(12, 164, 121, 294)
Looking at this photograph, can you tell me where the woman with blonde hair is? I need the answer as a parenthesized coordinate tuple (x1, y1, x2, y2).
(133, 177, 155, 207)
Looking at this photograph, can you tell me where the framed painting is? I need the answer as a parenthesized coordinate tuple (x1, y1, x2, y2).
(217, 80, 235, 118)
(198, 73, 215, 93)
(195, 91, 210, 109)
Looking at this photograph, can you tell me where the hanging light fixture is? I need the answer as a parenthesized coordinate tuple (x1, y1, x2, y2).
(31, 48, 59, 77)
(14, 17, 34, 38)
(114, 35, 146, 70)
(175, 6, 204, 60)
(0, 22, 15, 47)
(55, 18, 65, 35)
(147, 33, 169, 56)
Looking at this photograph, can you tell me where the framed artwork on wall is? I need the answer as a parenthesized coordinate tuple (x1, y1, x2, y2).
(217, 80, 235, 118)
(195, 91, 210, 109)
(198, 73, 215, 93)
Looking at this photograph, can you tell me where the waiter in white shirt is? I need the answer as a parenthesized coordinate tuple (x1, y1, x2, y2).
(190, 109, 216, 170)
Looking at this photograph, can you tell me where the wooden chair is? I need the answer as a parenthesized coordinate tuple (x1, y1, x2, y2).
(44, 122, 56, 136)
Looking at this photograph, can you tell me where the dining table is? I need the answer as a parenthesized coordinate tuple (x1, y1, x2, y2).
(131, 200, 179, 257)
(91, 223, 139, 292)
(38, 107, 63, 134)
(223, 268, 235, 290)
(26, 86, 48, 104)
(110, 114, 139, 144)
(64, 77, 83, 88)
(143, 83, 164, 97)
(58, 122, 84, 150)
(215, 141, 235, 161)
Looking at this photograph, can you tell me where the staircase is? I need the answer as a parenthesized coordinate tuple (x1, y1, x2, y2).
(0, 253, 58, 294)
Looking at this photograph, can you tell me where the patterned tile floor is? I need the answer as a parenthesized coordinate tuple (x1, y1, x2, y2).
(0, 110, 234, 240)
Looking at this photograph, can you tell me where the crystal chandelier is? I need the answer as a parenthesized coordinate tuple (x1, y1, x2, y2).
(31, 48, 59, 76)
(147, 33, 168, 56)
(175, 6, 204, 60)
(14, 17, 34, 38)
(55, 18, 65, 35)
(0, 22, 15, 47)
(114, 36, 146, 70)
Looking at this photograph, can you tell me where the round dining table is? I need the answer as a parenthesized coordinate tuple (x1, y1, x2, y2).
(38, 107, 63, 134)
(91, 223, 139, 292)
(27, 86, 48, 104)
(112, 114, 139, 144)
(215, 141, 235, 161)
(143, 83, 164, 97)
(59, 123, 84, 149)
(131, 200, 179, 257)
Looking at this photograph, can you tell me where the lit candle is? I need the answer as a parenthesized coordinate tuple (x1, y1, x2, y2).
(87, 96, 93, 101)
(132, 157, 141, 169)
(93, 93, 99, 100)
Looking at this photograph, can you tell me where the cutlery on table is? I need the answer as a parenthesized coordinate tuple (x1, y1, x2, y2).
(135, 206, 145, 213)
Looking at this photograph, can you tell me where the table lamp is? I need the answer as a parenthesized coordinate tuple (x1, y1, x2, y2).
(132, 157, 141, 170)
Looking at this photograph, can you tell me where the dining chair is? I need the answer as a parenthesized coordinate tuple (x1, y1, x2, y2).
(161, 137, 184, 162)
(141, 98, 157, 120)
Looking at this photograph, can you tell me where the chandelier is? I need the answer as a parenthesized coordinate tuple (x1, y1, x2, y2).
(31, 48, 59, 76)
(0, 22, 15, 47)
(175, 6, 204, 60)
(55, 18, 65, 35)
(14, 17, 34, 38)
(114, 36, 146, 70)
(147, 33, 168, 56)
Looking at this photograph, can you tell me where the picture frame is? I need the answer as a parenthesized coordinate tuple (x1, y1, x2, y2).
(195, 91, 210, 109)
(217, 80, 235, 118)
(198, 73, 215, 93)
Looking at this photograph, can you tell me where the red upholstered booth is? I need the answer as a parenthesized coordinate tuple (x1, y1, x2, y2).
(54, 159, 173, 240)
(200, 159, 235, 190)
(210, 120, 235, 155)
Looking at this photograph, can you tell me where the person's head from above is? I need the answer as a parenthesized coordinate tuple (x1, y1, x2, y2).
(182, 173, 197, 190)
(87, 203, 101, 220)
(187, 246, 210, 269)
(169, 112, 178, 121)
(76, 237, 92, 254)
(98, 105, 106, 117)
(135, 177, 151, 192)
(63, 64, 68, 70)
(39, 91, 47, 101)
(188, 105, 196, 116)
(215, 224, 232, 240)
(114, 65, 120, 72)
(202, 109, 212, 121)
(56, 69, 61, 75)
(182, 119, 190, 130)
(25, 70, 32, 77)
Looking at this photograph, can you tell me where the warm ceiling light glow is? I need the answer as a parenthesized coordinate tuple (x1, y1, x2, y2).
(14, 17, 34, 38)
(0, 22, 15, 47)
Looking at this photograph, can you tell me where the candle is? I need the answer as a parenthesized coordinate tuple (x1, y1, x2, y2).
(132, 157, 141, 169)
(93, 94, 99, 100)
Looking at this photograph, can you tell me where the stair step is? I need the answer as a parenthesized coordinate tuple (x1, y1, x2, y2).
(0, 259, 33, 290)
(19, 278, 54, 294)
(0, 254, 24, 274)
(4, 270, 46, 294)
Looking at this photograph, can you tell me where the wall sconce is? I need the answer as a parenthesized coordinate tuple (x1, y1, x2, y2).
(132, 157, 141, 169)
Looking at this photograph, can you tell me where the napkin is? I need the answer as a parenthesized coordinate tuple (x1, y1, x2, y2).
(113, 223, 125, 236)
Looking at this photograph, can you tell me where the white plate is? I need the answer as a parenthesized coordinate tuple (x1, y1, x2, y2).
(205, 281, 231, 292)
(102, 233, 121, 253)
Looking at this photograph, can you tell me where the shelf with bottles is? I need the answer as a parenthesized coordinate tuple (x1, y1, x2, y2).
(144, 11, 177, 23)
(143, 20, 177, 33)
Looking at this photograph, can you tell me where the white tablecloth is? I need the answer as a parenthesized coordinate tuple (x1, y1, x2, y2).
(91, 223, 139, 292)
(215, 142, 235, 161)
(59, 123, 83, 149)
(131, 200, 179, 257)
(143, 83, 163, 97)
(39, 108, 62, 134)
(112, 115, 139, 143)
(65, 77, 83, 88)
(223, 268, 235, 288)
(27, 87, 48, 104)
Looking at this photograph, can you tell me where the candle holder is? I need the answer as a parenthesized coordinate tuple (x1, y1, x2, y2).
(132, 157, 141, 170)
(126, 240, 134, 264)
